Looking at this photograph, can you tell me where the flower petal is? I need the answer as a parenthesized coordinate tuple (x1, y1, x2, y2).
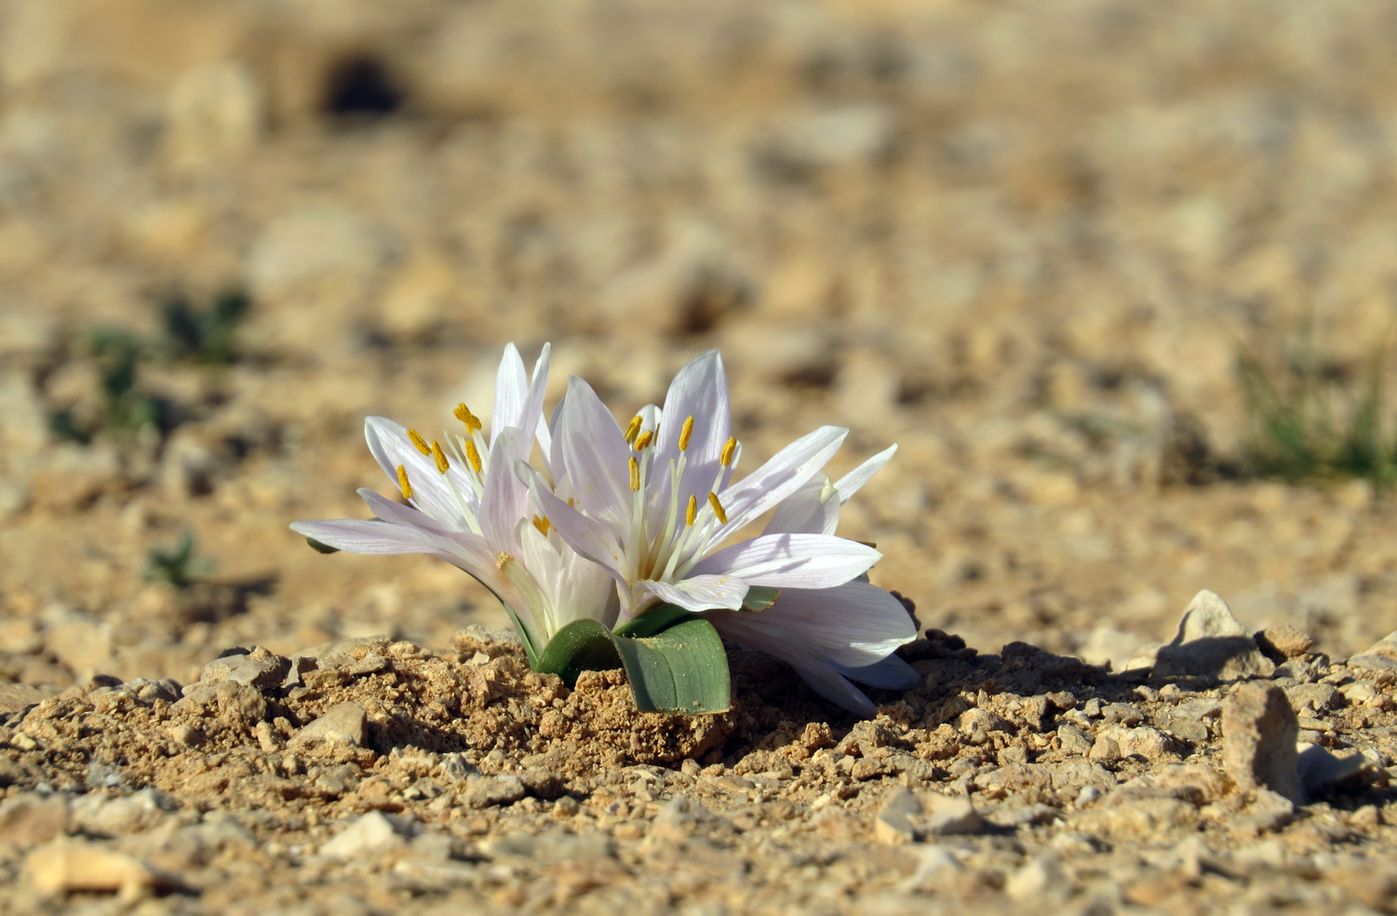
(364, 416, 473, 527)
(525, 466, 628, 583)
(490, 343, 528, 446)
(836, 654, 920, 690)
(834, 444, 897, 503)
(525, 343, 554, 456)
(764, 477, 839, 536)
(290, 519, 442, 556)
(788, 661, 879, 717)
(357, 487, 452, 534)
(479, 427, 530, 550)
(690, 533, 880, 589)
(708, 580, 916, 668)
(655, 350, 731, 510)
(551, 377, 632, 525)
(637, 574, 748, 612)
(715, 426, 847, 535)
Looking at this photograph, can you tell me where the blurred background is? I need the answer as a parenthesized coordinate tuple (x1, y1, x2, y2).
(4, 0, 1397, 687)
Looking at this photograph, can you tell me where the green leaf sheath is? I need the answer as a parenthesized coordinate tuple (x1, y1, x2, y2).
(534, 608, 732, 713)
(535, 618, 622, 687)
(613, 617, 731, 714)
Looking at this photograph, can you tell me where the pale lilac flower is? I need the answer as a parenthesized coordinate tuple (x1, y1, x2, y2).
(529, 350, 918, 714)
(291, 344, 618, 654)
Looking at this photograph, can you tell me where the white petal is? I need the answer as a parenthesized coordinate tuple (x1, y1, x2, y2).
(290, 519, 442, 556)
(490, 343, 529, 446)
(764, 477, 839, 536)
(789, 661, 879, 717)
(716, 426, 847, 534)
(711, 580, 915, 668)
(637, 575, 748, 612)
(528, 343, 554, 457)
(655, 351, 731, 510)
(690, 533, 880, 589)
(836, 654, 920, 690)
(834, 444, 897, 503)
(552, 377, 631, 524)
(364, 416, 472, 527)
(357, 488, 452, 534)
(479, 427, 530, 550)
(526, 467, 628, 583)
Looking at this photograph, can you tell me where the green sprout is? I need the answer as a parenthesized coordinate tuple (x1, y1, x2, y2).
(143, 531, 215, 589)
(158, 288, 249, 366)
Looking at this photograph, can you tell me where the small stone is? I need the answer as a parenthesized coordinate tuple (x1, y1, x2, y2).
(70, 790, 175, 836)
(25, 838, 185, 896)
(923, 793, 985, 836)
(320, 812, 407, 858)
(1006, 854, 1064, 901)
(873, 787, 922, 844)
(1239, 787, 1296, 832)
(1296, 743, 1372, 794)
(1221, 683, 1304, 805)
(289, 702, 367, 749)
(199, 647, 290, 691)
(467, 775, 526, 808)
(1152, 590, 1275, 681)
(0, 794, 69, 848)
(485, 827, 615, 864)
(1348, 631, 1397, 671)
(1255, 625, 1315, 662)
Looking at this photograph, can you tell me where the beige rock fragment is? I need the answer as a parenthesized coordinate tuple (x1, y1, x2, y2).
(320, 811, 406, 859)
(25, 838, 185, 897)
(289, 701, 367, 749)
(1348, 631, 1397, 671)
(1152, 590, 1275, 681)
(0, 794, 69, 848)
(1221, 683, 1303, 805)
(1255, 625, 1315, 661)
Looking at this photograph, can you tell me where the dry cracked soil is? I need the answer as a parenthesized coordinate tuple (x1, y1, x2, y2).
(2, 0, 1397, 912)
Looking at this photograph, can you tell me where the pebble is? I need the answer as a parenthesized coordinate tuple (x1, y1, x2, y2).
(0, 793, 69, 848)
(873, 787, 923, 844)
(1221, 683, 1304, 805)
(485, 828, 615, 865)
(289, 701, 367, 749)
(1152, 590, 1276, 681)
(1347, 631, 1397, 670)
(70, 789, 177, 836)
(199, 647, 290, 691)
(467, 775, 527, 808)
(320, 811, 407, 858)
(1295, 743, 1371, 794)
(25, 838, 184, 897)
(1256, 625, 1315, 661)
(923, 793, 985, 837)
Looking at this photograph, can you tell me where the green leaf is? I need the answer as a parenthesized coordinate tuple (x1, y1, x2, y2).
(612, 603, 692, 638)
(501, 605, 541, 670)
(740, 586, 782, 612)
(613, 616, 731, 714)
(536, 618, 621, 687)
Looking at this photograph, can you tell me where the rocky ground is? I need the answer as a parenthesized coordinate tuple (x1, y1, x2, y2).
(3, 0, 1397, 911)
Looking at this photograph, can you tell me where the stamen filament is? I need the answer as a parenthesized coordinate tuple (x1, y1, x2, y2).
(407, 429, 431, 456)
(431, 440, 450, 473)
(678, 415, 695, 452)
(396, 464, 413, 500)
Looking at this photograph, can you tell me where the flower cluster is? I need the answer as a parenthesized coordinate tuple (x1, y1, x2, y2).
(292, 344, 917, 715)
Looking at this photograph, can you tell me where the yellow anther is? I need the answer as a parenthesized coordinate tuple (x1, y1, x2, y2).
(431, 440, 450, 474)
(624, 414, 642, 445)
(407, 428, 431, 456)
(720, 436, 737, 467)
(633, 429, 654, 450)
(532, 515, 551, 536)
(707, 491, 728, 525)
(495, 551, 513, 571)
(629, 456, 641, 492)
(453, 403, 483, 433)
(678, 415, 695, 452)
(396, 464, 413, 500)
(685, 494, 698, 527)
(464, 439, 483, 474)
(567, 497, 576, 508)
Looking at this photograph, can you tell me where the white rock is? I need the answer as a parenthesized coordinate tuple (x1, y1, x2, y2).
(1152, 590, 1275, 680)
(320, 812, 405, 859)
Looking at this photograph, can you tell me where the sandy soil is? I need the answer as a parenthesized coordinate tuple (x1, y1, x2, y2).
(2, 0, 1396, 911)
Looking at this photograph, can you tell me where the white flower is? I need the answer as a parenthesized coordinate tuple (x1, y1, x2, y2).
(528, 350, 918, 714)
(291, 343, 618, 655)
(292, 344, 917, 715)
